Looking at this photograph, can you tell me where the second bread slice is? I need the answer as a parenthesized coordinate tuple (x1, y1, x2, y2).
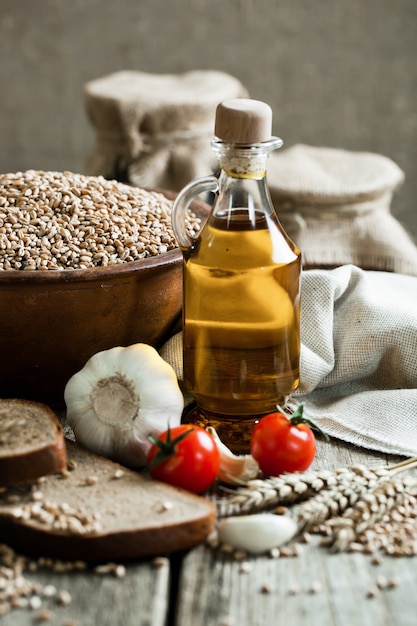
(0, 399, 67, 487)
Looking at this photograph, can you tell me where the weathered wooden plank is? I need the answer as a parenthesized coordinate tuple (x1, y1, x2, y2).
(1, 558, 171, 626)
(313, 437, 398, 471)
(174, 540, 417, 626)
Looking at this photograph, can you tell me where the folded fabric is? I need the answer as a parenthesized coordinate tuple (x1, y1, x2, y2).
(160, 265, 417, 457)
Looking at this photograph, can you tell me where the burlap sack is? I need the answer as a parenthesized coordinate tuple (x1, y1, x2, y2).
(84, 69, 247, 190)
(160, 265, 417, 457)
(267, 144, 417, 276)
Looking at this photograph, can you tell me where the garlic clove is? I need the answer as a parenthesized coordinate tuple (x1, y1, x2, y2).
(207, 426, 259, 485)
(217, 513, 297, 554)
(65, 343, 184, 467)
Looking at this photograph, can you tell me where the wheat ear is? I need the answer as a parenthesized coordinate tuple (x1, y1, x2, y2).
(218, 464, 392, 516)
(328, 475, 417, 552)
(217, 457, 417, 518)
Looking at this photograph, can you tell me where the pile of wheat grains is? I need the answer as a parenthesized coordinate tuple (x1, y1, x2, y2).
(0, 170, 200, 271)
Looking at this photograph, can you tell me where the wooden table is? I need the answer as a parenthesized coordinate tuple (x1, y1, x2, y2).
(2, 438, 416, 626)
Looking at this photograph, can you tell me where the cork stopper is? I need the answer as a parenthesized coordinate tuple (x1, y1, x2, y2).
(214, 99, 273, 144)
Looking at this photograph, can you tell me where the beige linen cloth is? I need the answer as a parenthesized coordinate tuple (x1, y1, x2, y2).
(161, 264, 417, 457)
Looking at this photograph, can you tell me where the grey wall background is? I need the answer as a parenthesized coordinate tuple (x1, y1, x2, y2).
(1, 0, 416, 238)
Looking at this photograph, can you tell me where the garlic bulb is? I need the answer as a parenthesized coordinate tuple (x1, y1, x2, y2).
(64, 344, 184, 467)
(207, 426, 259, 485)
(217, 513, 297, 554)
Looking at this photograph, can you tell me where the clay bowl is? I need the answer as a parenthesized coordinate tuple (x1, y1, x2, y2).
(0, 192, 209, 408)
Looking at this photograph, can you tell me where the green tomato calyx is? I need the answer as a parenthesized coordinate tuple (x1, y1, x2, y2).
(147, 425, 194, 471)
(277, 403, 330, 441)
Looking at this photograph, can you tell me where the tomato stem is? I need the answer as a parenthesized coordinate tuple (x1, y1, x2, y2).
(277, 403, 330, 441)
(147, 424, 194, 471)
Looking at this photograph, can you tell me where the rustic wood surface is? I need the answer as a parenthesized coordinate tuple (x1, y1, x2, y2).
(3, 438, 416, 626)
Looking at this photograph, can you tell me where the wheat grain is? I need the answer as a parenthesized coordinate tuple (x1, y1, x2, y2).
(0, 543, 127, 618)
(0, 486, 102, 535)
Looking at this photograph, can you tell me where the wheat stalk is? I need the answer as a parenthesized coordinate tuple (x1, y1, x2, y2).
(216, 456, 417, 529)
(218, 463, 395, 516)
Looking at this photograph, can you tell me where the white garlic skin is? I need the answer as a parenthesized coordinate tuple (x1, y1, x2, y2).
(206, 426, 259, 485)
(64, 343, 184, 467)
(217, 513, 297, 554)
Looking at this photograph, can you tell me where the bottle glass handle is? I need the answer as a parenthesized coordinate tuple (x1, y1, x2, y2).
(172, 176, 218, 249)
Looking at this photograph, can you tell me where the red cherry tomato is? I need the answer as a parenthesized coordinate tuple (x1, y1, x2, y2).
(250, 404, 324, 476)
(147, 424, 220, 494)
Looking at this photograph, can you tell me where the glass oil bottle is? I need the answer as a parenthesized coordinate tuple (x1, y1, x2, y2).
(172, 99, 301, 452)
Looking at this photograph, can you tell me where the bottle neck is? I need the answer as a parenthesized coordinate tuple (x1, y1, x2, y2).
(218, 152, 268, 180)
(211, 138, 282, 220)
(211, 136, 283, 180)
(213, 169, 274, 223)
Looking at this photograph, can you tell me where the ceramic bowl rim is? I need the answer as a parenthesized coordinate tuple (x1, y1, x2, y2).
(0, 246, 182, 284)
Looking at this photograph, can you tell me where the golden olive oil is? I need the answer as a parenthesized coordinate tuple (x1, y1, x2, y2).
(183, 208, 301, 417)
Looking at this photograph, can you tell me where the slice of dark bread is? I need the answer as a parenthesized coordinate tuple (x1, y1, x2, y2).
(0, 399, 67, 486)
(0, 440, 216, 562)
